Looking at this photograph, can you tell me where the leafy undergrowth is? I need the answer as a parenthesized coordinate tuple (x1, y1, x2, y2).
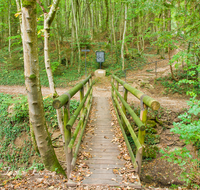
(0, 93, 79, 172)
(154, 69, 200, 96)
(126, 100, 200, 189)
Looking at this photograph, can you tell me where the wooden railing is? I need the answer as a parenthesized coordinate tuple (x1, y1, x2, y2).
(53, 75, 93, 178)
(111, 74, 160, 174)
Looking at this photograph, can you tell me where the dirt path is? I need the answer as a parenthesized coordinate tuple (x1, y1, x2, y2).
(0, 76, 189, 112)
(0, 51, 190, 112)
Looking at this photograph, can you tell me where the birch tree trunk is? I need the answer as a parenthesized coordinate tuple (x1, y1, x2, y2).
(121, 3, 127, 71)
(37, 0, 66, 145)
(16, 0, 39, 153)
(21, 0, 65, 176)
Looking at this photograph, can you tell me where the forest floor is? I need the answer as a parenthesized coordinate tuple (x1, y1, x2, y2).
(0, 52, 195, 189)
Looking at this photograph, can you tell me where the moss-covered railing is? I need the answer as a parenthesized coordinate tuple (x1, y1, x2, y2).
(53, 75, 93, 178)
(111, 74, 160, 174)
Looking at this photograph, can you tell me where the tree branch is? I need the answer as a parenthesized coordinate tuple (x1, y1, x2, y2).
(36, 0, 47, 13)
(46, 0, 61, 26)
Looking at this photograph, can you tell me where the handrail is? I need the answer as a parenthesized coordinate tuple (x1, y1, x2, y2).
(53, 75, 93, 178)
(53, 75, 91, 109)
(112, 74, 160, 110)
(113, 94, 142, 153)
(66, 82, 94, 129)
(111, 74, 160, 175)
(111, 83, 145, 131)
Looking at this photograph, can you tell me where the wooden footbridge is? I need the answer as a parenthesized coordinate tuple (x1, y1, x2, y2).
(53, 74, 160, 188)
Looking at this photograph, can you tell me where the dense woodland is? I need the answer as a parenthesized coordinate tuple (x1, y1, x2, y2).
(0, 0, 200, 189)
(1, 0, 200, 83)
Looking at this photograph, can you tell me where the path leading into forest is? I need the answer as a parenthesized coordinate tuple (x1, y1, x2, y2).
(0, 52, 190, 112)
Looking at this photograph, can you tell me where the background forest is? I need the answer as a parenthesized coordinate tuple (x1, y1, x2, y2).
(0, 0, 200, 189)
(0, 0, 199, 92)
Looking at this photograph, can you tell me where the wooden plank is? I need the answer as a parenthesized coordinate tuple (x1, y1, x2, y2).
(79, 97, 141, 188)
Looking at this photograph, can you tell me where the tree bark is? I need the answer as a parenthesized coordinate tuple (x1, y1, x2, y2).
(8, 0, 11, 58)
(121, 3, 127, 71)
(168, 7, 177, 81)
(71, 0, 81, 73)
(21, 0, 66, 176)
(37, 0, 66, 144)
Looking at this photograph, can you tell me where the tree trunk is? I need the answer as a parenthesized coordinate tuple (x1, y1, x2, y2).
(41, 0, 66, 148)
(8, 0, 11, 58)
(111, 0, 116, 46)
(71, 0, 81, 73)
(168, 7, 177, 81)
(16, 0, 39, 153)
(21, 0, 65, 176)
(121, 3, 127, 71)
(105, 0, 109, 30)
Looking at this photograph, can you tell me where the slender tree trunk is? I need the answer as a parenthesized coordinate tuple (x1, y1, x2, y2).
(105, 0, 109, 30)
(15, 0, 23, 38)
(71, 0, 81, 73)
(111, 0, 116, 46)
(21, 0, 65, 176)
(168, 8, 177, 81)
(71, 20, 74, 66)
(121, 3, 127, 71)
(8, 0, 11, 58)
(42, 0, 66, 144)
(90, 2, 94, 40)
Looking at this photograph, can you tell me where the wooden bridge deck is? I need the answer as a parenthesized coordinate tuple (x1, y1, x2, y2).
(80, 97, 141, 187)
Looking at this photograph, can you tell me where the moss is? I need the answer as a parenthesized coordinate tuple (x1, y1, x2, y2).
(22, 0, 35, 8)
(29, 74, 36, 80)
(143, 145, 159, 158)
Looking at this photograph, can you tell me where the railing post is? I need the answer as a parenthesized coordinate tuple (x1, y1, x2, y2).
(122, 87, 128, 131)
(136, 102, 148, 175)
(63, 102, 72, 178)
(80, 86, 84, 116)
(115, 80, 119, 99)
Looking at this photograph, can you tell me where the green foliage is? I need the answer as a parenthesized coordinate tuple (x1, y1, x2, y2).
(0, 93, 80, 170)
(28, 161, 44, 171)
(172, 96, 200, 145)
(69, 99, 80, 116)
(160, 96, 200, 188)
(0, 93, 32, 169)
(127, 105, 160, 159)
(51, 61, 60, 73)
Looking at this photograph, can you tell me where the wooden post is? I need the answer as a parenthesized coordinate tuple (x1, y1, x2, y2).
(63, 102, 72, 178)
(122, 87, 128, 131)
(136, 103, 148, 175)
(80, 86, 84, 116)
(115, 81, 119, 99)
